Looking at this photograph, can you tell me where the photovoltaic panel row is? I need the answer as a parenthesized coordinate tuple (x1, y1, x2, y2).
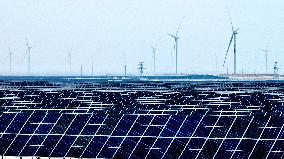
(0, 80, 284, 158)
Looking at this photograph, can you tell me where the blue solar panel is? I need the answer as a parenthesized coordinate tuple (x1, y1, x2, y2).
(5, 135, 30, 156)
(84, 136, 112, 158)
(5, 114, 30, 134)
(66, 114, 90, 135)
(0, 113, 15, 131)
(50, 136, 76, 157)
(35, 135, 61, 156)
(0, 79, 284, 158)
(20, 135, 45, 156)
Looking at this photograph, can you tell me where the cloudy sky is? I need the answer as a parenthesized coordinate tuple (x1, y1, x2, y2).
(0, 0, 283, 75)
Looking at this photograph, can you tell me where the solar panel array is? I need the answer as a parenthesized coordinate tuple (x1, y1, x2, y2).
(0, 79, 283, 158)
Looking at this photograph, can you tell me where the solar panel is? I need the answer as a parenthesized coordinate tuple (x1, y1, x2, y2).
(0, 79, 284, 158)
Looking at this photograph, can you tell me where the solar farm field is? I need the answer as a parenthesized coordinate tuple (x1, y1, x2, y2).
(0, 77, 283, 158)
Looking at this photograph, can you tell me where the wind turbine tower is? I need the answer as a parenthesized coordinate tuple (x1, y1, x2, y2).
(223, 7, 239, 75)
(168, 24, 181, 74)
(8, 48, 13, 73)
(150, 46, 156, 74)
(25, 38, 32, 73)
(123, 52, 127, 77)
(92, 62, 94, 77)
(150, 38, 161, 75)
(68, 50, 72, 75)
(80, 65, 83, 77)
(124, 65, 127, 77)
(261, 45, 269, 74)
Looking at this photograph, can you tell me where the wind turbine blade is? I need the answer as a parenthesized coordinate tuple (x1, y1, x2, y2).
(266, 42, 270, 52)
(67, 47, 72, 58)
(176, 23, 181, 36)
(26, 37, 29, 47)
(223, 33, 234, 66)
(176, 16, 186, 36)
(226, 6, 234, 32)
(168, 33, 176, 38)
(154, 37, 162, 48)
(157, 37, 162, 44)
(226, 34, 234, 53)
(24, 49, 29, 58)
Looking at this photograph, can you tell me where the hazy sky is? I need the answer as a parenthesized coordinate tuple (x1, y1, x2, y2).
(0, 0, 283, 75)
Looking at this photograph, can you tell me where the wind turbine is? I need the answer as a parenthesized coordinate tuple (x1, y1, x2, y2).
(168, 23, 182, 74)
(223, 7, 239, 75)
(261, 44, 269, 74)
(25, 38, 32, 73)
(150, 38, 161, 75)
(8, 48, 13, 73)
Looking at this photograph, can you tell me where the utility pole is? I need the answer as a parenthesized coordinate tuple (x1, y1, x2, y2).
(138, 62, 145, 75)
